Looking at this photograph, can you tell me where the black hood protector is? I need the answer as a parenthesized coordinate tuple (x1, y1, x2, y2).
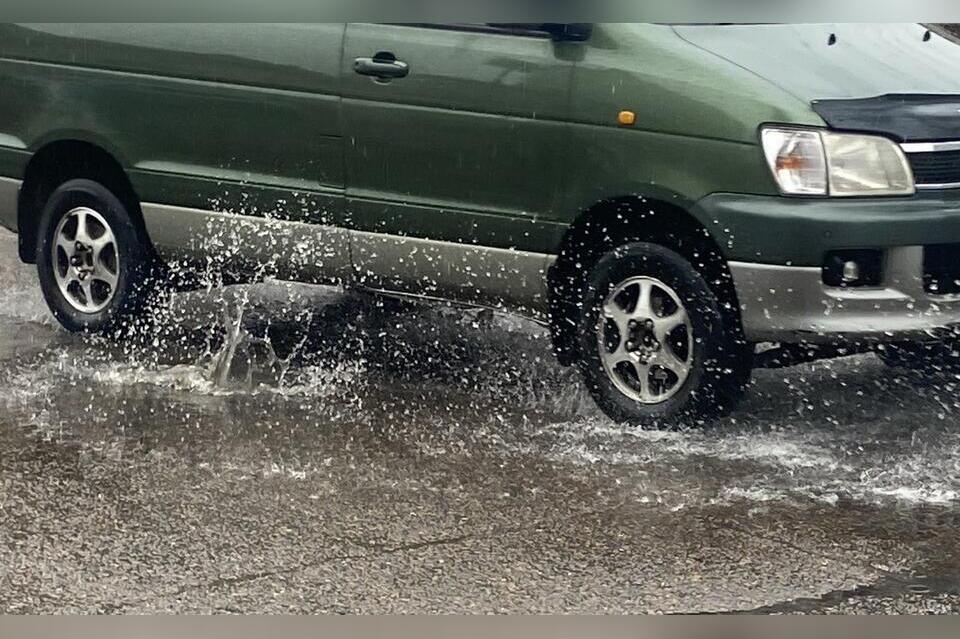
(812, 94, 960, 142)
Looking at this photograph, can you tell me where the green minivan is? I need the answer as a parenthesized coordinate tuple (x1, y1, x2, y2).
(2, 22, 960, 425)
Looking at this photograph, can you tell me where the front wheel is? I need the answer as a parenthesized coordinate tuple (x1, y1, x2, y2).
(36, 179, 164, 334)
(575, 242, 752, 427)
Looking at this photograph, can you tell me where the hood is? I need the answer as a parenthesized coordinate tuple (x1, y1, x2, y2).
(673, 23, 960, 141)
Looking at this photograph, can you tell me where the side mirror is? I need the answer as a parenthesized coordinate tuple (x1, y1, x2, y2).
(541, 23, 593, 42)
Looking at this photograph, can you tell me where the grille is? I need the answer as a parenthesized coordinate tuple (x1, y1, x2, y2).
(906, 149, 960, 188)
(924, 243, 960, 296)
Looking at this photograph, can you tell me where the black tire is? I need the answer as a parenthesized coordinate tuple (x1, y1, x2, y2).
(575, 242, 752, 427)
(877, 340, 960, 374)
(36, 179, 163, 334)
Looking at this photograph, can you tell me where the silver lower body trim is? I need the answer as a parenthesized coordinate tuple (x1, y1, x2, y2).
(0, 177, 21, 233)
(351, 230, 554, 316)
(731, 248, 960, 344)
(141, 203, 352, 284)
(141, 203, 555, 315)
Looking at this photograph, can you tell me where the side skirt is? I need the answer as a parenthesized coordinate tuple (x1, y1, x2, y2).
(139, 202, 556, 319)
(140, 203, 352, 285)
(351, 230, 556, 319)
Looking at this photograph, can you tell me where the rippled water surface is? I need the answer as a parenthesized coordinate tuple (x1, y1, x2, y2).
(3, 228, 960, 613)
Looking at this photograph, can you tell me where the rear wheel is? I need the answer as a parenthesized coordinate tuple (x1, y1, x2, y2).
(575, 242, 752, 427)
(36, 179, 163, 334)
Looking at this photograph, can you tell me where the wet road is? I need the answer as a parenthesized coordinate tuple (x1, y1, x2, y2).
(3, 228, 960, 613)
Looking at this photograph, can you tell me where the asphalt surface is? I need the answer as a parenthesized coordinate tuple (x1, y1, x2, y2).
(3, 227, 960, 614)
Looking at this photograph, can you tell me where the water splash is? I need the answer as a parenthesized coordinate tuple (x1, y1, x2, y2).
(4, 227, 960, 511)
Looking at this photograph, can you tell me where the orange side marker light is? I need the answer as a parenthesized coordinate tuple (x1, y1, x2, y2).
(618, 110, 636, 126)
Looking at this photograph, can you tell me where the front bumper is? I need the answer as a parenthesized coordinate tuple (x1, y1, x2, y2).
(731, 250, 960, 344)
(694, 191, 960, 265)
(695, 191, 960, 344)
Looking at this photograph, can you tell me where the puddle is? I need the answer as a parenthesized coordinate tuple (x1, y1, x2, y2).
(3, 229, 960, 512)
(736, 570, 960, 614)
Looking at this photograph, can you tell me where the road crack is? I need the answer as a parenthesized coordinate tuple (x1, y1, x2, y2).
(106, 502, 628, 613)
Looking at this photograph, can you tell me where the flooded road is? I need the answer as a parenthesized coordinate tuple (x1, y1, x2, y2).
(3, 227, 960, 613)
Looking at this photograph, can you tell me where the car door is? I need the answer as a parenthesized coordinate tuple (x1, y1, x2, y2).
(341, 23, 578, 309)
(2, 24, 351, 285)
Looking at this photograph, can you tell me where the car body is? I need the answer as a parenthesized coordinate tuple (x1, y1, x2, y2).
(2, 22, 960, 424)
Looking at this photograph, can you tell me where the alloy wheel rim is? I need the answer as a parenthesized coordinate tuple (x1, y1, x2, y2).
(52, 207, 120, 314)
(597, 276, 694, 405)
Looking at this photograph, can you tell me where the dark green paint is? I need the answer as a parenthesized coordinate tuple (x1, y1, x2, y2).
(696, 191, 960, 266)
(0, 22, 957, 267)
(0, 22, 345, 224)
(128, 170, 342, 227)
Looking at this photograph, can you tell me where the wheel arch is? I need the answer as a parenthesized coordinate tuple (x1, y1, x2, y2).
(17, 138, 143, 264)
(548, 193, 746, 366)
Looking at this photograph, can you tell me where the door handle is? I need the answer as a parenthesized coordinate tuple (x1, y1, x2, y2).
(354, 53, 409, 80)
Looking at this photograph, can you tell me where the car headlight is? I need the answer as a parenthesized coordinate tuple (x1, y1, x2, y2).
(761, 127, 915, 197)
